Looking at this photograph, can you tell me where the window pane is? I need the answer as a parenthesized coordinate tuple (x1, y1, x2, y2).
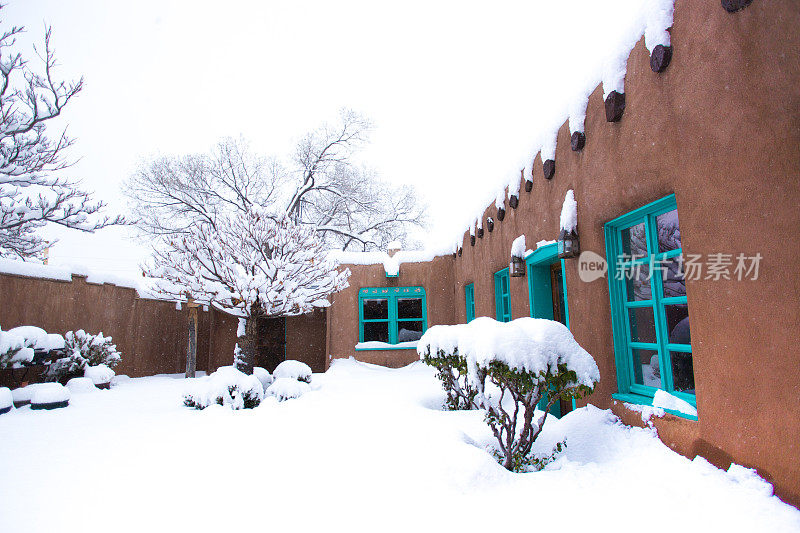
(656, 209, 681, 253)
(363, 321, 389, 343)
(397, 321, 424, 342)
(363, 298, 388, 320)
(397, 298, 423, 319)
(632, 348, 661, 388)
(659, 255, 686, 298)
(665, 305, 691, 345)
(670, 351, 695, 393)
(621, 222, 647, 258)
(628, 306, 657, 343)
(624, 263, 652, 301)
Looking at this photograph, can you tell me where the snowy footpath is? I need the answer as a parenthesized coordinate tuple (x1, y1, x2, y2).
(1, 358, 798, 533)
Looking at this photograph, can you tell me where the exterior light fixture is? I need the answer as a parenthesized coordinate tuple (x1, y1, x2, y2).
(509, 255, 526, 277)
(557, 228, 580, 259)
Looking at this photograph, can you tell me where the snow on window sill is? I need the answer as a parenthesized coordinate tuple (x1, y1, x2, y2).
(612, 392, 698, 421)
(355, 341, 419, 351)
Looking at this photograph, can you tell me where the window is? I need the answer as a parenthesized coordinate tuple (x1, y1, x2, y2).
(605, 194, 695, 413)
(358, 287, 427, 346)
(494, 268, 511, 322)
(465, 283, 475, 323)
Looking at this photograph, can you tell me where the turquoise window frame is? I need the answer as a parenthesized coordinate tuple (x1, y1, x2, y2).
(357, 286, 427, 349)
(494, 268, 511, 322)
(465, 283, 475, 323)
(604, 194, 697, 420)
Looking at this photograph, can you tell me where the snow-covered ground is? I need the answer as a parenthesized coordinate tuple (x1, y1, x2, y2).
(1, 359, 798, 533)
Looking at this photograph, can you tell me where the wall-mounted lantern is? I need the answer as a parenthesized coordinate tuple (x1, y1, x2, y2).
(557, 227, 580, 259)
(509, 255, 526, 277)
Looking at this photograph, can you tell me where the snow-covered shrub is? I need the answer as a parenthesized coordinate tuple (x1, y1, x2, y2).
(183, 366, 264, 410)
(273, 360, 312, 384)
(421, 349, 477, 411)
(253, 366, 274, 391)
(0, 387, 12, 414)
(84, 364, 115, 387)
(53, 330, 121, 381)
(30, 383, 70, 410)
(418, 317, 600, 472)
(0, 328, 32, 369)
(266, 377, 311, 402)
(66, 377, 98, 393)
(1, 326, 64, 369)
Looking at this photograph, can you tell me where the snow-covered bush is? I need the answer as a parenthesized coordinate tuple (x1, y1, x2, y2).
(421, 348, 477, 411)
(30, 383, 70, 410)
(0, 326, 64, 369)
(0, 387, 12, 414)
(84, 364, 115, 387)
(66, 377, 98, 393)
(183, 366, 264, 410)
(266, 377, 311, 402)
(0, 328, 32, 369)
(418, 317, 600, 472)
(253, 366, 274, 390)
(273, 360, 312, 384)
(52, 330, 121, 381)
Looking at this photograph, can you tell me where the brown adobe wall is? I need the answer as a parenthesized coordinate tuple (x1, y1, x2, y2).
(0, 272, 240, 381)
(285, 309, 327, 373)
(449, 0, 799, 507)
(326, 256, 456, 368)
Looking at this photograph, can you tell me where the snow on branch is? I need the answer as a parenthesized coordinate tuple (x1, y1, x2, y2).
(0, 10, 125, 259)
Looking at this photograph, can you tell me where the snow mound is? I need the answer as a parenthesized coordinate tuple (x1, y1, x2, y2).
(266, 377, 311, 402)
(66, 377, 99, 393)
(11, 385, 34, 404)
(418, 317, 600, 388)
(511, 235, 526, 258)
(30, 383, 70, 405)
(183, 366, 264, 410)
(253, 366, 274, 390)
(559, 190, 577, 233)
(652, 389, 697, 417)
(727, 464, 774, 498)
(0, 387, 12, 411)
(273, 360, 312, 383)
(84, 364, 115, 385)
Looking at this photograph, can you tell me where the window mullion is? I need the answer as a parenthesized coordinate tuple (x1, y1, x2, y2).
(389, 295, 398, 344)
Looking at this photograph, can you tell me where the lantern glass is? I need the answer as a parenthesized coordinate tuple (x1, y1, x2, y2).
(557, 228, 580, 259)
(509, 256, 526, 277)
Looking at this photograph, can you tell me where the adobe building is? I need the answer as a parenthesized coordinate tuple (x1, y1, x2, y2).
(325, 0, 800, 508)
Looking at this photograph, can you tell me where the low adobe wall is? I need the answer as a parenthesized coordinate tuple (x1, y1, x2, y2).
(326, 255, 456, 368)
(0, 271, 239, 382)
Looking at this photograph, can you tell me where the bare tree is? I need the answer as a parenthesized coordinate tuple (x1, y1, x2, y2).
(0, 11, 124, 259)
(145, 208, 349, 373)
(125, 138, 283, 238)
(286, 109, 426, 250)
(125, 111, 426, 252)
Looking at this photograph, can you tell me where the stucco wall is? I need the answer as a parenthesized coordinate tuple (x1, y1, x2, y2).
(286, 309, 327, 373)
(326, 256, 455, 368)
(0, 272, 240, 380)
(449, 0, 799, 507)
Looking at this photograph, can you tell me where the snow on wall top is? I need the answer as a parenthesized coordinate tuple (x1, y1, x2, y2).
(330, 249, 450, 276)
(447, 0, 673, 252)
(0, 258, 166, 301)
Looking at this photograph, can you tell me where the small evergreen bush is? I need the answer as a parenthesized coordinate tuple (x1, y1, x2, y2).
(53, 330, 121, 381)
(421, 348, 477, 411)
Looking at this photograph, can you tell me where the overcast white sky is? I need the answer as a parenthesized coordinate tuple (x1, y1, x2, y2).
(6, 0, 649, 277)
